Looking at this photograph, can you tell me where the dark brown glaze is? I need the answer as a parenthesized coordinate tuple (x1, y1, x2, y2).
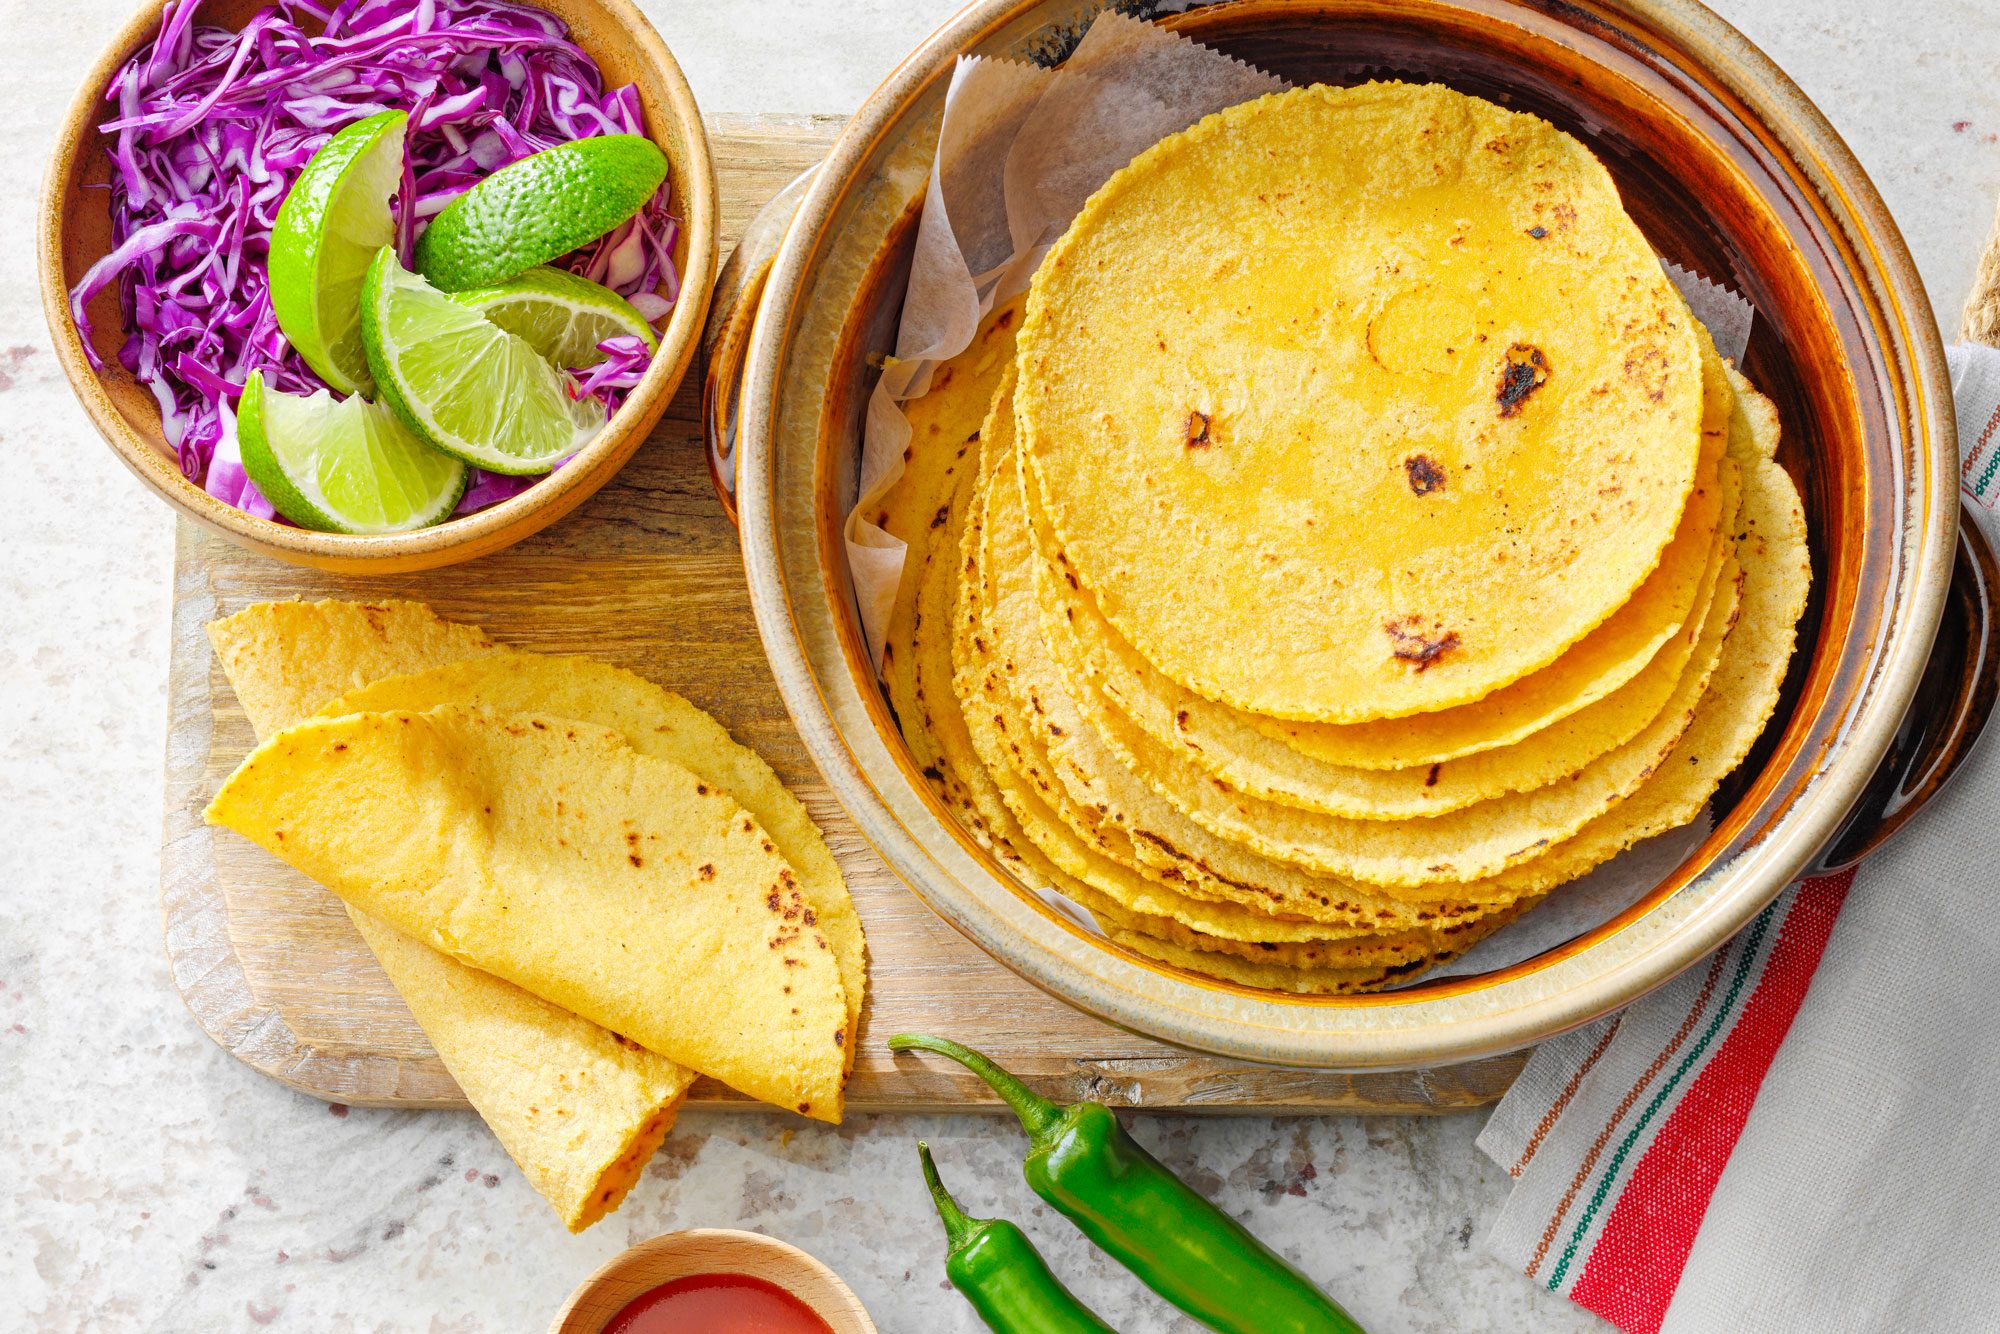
(700, 252, 770, 529)
(1815, 506, 2000, 871)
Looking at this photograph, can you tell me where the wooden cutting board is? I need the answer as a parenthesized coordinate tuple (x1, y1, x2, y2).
(159, 113, 1526, 1115)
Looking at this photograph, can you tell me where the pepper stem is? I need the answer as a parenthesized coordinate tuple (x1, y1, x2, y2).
(889, 1033, 1062, 1139)
(917, 1141, 972, 1249)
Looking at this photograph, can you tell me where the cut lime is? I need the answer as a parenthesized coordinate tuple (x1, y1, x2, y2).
(237, 370, 467, 534)
(452, 266, 659, 367)
(412, 134, 667, 292)
(269, 109, 407, 396)
(361, 248, 604, 475)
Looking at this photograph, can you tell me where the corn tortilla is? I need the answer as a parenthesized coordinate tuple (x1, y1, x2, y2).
(1103, 893, 1539, 995)
(349, 914, 690, 1231)
(956, 377, 1439, 959)
(209, 601, 685, 1230)
(1018, 82, 1702, 721)
(208, 706, 851, 1121)
(1028, 369, 1737, 817)
(210, 599, 504, 738)
(1457, 365, 1809, 899)
(1118, 557, 1739, 891)
(866, 292, 1026, 553)
(323, 655, 864, 1080)
(1252, 319, 1742, 767)
(887, 353, 1502, 977)
(882, 372, 1405, 966)
(955, 376, 1524, 961)
(209, 600, 862, 1223)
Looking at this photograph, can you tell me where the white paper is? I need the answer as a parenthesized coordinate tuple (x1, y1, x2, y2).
(852, 11, 1761, 985)
(1413, 814, 1716, 984)
(844, 14, 1280, 661)
(1669, 261, 1755, 362)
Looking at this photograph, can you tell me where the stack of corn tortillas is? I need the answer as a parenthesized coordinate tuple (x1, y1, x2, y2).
(204, 601, 865, 1230)
(881, 81, 1809, 994)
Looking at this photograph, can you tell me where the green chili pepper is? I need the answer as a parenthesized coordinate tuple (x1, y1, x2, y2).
(918, 1140, 1118, 1333)
(893, 1035, 1367, 1334)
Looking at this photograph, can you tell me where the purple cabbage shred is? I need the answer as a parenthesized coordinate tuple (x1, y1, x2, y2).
(69, 0, 678, 521)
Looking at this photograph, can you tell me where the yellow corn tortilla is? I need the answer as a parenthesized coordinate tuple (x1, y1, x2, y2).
(996, 333, 1736, 893)
(866, 292, 1026, 552)
(1018, 82, 1702, 722)
(322, 655, 865, 1081)
(1103, 890, 1540, 995)
(884, 316, 1504, 982)
(1458, 364, 1809, 899)
(1034, 332, 1739, 816)
(209, 601, 685, 1231)
(883, 352, 1485, 975)
(208, 600, 862, 1226)
(207, 706, 851, 1122)
(1110, 555, 1739, 891)
(349, 914, 689, 1231)
(954, 374, 1523, 968)
(1251, 317, 1739, 768)
(210, 599, 504, 737)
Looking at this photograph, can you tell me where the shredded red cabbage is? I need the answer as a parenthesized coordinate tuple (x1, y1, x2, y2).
(70, 0, 678, 520)
(569, 332, 653, 408)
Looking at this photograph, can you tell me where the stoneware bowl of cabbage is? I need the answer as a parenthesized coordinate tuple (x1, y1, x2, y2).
(42, 0, 718, 572)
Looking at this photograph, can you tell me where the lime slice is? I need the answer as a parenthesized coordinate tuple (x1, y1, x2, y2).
(238, 370, 467, 534)
(452, 266, 659, 367)
(269, 110, 407, 396)
(361, 248, 604, 475)
(412, 134, 667, 292)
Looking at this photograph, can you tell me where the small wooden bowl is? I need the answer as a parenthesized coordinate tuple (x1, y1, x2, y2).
(39, 0, 718, 573)
(549, 1229, 876, 1334)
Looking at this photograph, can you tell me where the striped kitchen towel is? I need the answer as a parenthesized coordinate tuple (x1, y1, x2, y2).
(1479, 345, 2000, 1334)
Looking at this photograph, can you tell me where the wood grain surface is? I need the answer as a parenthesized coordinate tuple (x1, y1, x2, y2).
(159, 113, 1526, 1115)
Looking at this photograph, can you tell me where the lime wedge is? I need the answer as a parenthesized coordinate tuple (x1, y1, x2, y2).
(269, 110, 407, 396)
(452, 266, 659, 367)
(361, 248, 604, 475)
(237, 370, 466, 534)
(412, 135, 667, 292)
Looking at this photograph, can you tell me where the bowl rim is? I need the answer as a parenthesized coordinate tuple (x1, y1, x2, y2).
(39, 0, 719, 570)
(737, 0, 1959, 1067)
(547, 1227, 875, 1334)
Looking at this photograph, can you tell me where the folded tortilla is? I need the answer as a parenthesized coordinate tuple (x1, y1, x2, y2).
(209, 601, 685, 1230)
(207, 600, 861, 1227)
(320, 653, 865, 1081)
(208, 705, 851, 1120)
(351, 914, 689, 1230)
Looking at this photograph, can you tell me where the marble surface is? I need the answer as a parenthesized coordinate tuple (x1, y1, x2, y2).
(8, 2, 2000, 1330)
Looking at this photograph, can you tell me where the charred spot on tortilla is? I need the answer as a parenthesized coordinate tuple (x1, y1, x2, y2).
(1497, 344, 1550, 417)
(1185, 409, 1211, 449)
(1384, 616, 1461, 672)
(1404, 454, 1447, 495)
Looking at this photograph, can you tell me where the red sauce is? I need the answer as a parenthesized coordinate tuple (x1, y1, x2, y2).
(600, 1273, 834, 1334)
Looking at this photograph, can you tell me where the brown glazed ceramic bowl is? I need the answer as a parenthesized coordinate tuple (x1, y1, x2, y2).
(41, 0, 718, 573)
(729, 0, 1991, 1067)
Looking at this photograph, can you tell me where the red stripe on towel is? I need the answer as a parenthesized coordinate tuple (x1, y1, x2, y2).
(1567, 869, 1856, 1333)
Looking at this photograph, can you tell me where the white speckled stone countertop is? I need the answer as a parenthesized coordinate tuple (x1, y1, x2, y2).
(8, 3, 2000, 1329)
